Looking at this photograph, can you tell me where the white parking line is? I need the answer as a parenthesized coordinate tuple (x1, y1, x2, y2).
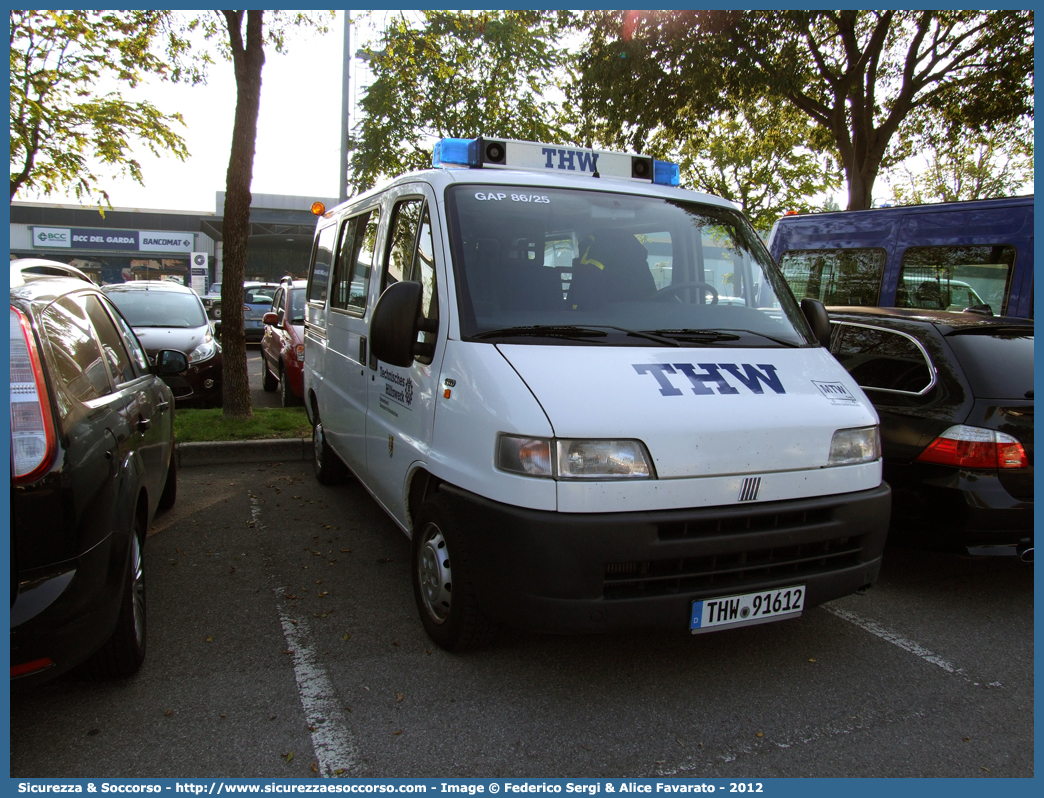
(249, 494, 359, 776)
(275, 601, 359, 777)
(824, 604, 968, 680)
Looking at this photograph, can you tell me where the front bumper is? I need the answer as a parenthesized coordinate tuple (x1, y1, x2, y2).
(162, 355, 223, 408)
(439, 482, 891, 635)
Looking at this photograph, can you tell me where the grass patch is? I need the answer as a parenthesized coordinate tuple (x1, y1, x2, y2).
(175, 407, 311, 443)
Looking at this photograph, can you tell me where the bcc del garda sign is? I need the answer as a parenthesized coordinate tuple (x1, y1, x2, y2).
(32, 226, 194, 253)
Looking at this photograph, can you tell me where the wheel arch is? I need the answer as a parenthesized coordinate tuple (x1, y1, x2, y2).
(407, 467, 443, 535)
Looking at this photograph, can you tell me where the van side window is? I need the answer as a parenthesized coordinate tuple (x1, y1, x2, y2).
(308, 224, 337, 304)
(330, 218, 358, 311)
(896, 245, 1015, 315)
(382, 198, 438, 364)
(830, 322, 933, 394)
(779, 249, 884, 306)
(351, 208, 380, 310)
(330, 208, 380, 314)
(384, 199, 423, 289)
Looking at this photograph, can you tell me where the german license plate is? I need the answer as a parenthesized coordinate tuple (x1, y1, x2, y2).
(690, 585, 805, 634)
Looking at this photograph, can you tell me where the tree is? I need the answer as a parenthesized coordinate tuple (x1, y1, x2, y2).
(349, 10, 573, 193)
(576, 10, 1034, 211)
(199, 10, 331, 418)
(9, 10, 202, 205)
(647, 101, 841, 230)
(883, 117, 1033, 205)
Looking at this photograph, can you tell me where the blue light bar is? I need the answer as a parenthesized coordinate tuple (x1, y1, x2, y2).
(653, 160, 680, 187)
(432, 137, 480, 168)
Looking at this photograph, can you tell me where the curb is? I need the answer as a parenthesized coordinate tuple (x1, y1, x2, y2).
(176, 438, 311, 467)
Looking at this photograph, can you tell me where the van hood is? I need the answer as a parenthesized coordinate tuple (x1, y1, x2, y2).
(497, 344, 879, 479)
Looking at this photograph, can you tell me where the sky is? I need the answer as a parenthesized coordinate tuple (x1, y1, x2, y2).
(23, 11, 375, 213)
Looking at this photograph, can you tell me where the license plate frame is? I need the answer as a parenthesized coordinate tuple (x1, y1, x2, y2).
(690, 584, 805, 634)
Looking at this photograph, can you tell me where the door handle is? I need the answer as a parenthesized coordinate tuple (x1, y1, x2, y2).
(137, 417, 152, 434)
(156, 402, 170, 413)
(359, 335, 367, 364)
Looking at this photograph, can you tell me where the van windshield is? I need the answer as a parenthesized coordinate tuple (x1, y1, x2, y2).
(445, 185, 813, 347)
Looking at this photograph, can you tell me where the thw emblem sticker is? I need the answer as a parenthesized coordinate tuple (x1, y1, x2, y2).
(633, 363, 786, 396)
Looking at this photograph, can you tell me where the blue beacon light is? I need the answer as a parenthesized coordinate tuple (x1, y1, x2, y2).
(432, 138, 481, 168)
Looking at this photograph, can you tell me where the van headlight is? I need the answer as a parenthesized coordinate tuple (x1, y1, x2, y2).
(188, 339, 218, 364)
(497, 435, 654, 479)
(828, 426, 880, 466)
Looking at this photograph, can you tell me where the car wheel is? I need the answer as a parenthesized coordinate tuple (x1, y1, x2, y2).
(279, 365, 299, 407)
(262, 358, 278, 392)
(312, 416, 347, 485)
(212, 303, 222, 319)
(413, 493, 497, 651)
(158, 453, 177, 513)
(88, 516, 146, 678)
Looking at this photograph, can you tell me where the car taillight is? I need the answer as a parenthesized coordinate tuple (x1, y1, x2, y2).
(10, 306, 56, 483)
(295, 343, 305, 362)
(916, 424, 1028, 469)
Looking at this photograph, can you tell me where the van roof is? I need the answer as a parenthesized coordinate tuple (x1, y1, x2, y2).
(321, 164, 740, 220)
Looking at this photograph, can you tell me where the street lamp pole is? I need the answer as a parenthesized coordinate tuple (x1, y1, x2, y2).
(339, 11, 351, 204)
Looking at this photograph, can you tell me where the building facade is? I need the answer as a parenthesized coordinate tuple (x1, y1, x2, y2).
(10, 192, 333, 291)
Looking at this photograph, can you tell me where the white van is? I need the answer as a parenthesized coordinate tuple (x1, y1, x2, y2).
(303, 137, 891, 650)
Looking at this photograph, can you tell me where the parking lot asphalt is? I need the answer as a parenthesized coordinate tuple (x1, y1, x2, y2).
(11, 459, 1032, 779)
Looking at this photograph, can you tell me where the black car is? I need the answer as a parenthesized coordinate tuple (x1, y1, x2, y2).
(102, 280, 223, 408)
(10, 262, 187, 687)
(826, 306, 1033, 559)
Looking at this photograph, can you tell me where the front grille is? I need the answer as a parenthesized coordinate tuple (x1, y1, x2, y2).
(603, 535, 863, 600)
(658, 506, 833, 540)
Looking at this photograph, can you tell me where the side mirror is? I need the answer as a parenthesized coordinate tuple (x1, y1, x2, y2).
(262, 311, 280, 326)
(800, 298, 832, 348)
(370, 281, 436, 367)
(154, 349, 189, 375)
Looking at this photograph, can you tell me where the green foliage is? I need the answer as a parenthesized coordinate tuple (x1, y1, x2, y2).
(884, 117, 1033, 205)
(9, 10, 206, 206)
(647, 101, 841, 231)
(349, 11, 574, 193)
(575, 10, 1034, 211)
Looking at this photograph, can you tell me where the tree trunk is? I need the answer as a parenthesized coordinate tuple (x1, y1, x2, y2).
(220, 10, 266, 418)
(846, 168, 875, 211)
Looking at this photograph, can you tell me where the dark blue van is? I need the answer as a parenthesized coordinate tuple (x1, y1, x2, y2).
(766, 195, 1033, 319)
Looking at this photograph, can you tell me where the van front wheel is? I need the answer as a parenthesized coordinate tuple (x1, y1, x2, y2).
(413, 494, 497, 651)
(312, 418, 347, 485)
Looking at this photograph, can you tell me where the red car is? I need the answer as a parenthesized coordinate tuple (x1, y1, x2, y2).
(261, 280, 306, 406)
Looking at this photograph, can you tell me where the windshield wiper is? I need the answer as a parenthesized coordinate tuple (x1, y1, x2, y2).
(645, 328, 741, 343)
(473, 325, 609, 341)
(647, 328, 803, 347)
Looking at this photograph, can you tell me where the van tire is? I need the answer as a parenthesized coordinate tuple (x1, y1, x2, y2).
(413, 494, 497, 651)
(312, 417, 347, 485)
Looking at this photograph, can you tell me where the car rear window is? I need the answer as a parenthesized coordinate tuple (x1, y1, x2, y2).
(946, 330, 1033, 399)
